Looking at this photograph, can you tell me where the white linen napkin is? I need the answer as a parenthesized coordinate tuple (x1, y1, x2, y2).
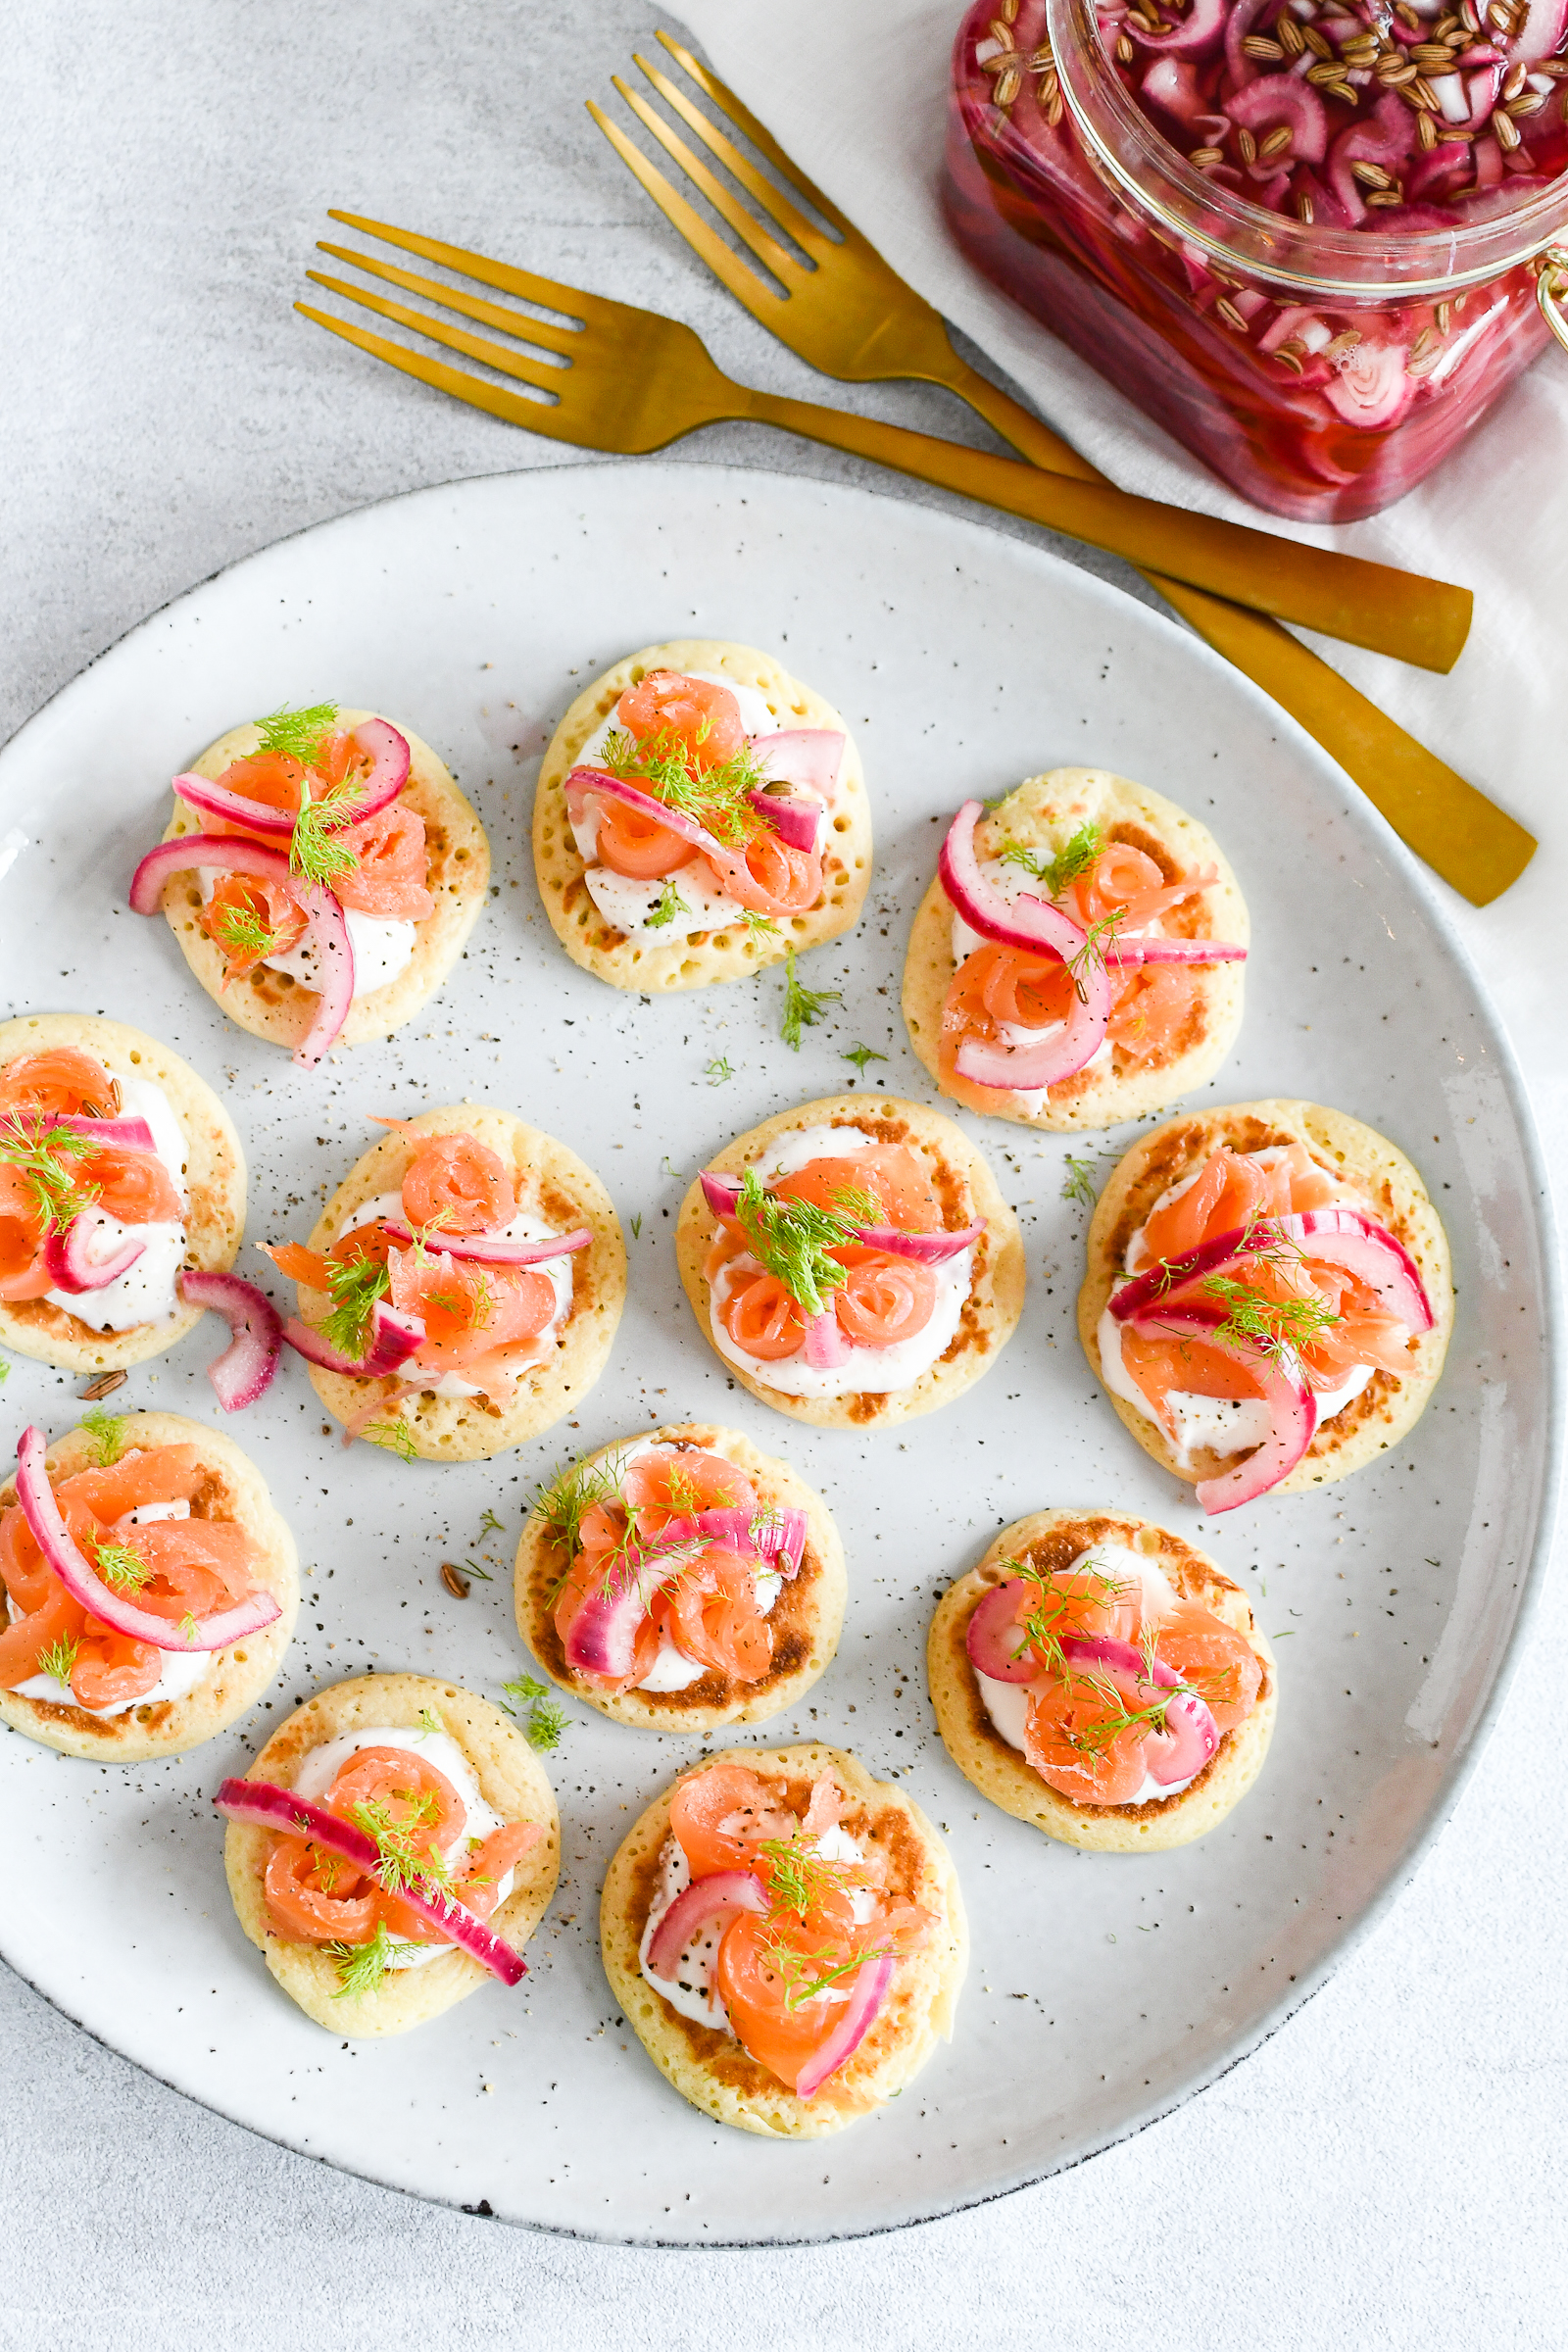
(674, 0, 1564, 951)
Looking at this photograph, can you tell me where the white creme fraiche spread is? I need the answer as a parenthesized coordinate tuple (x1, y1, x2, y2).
(337, 1190, 575, 1399)
(42, 1070, 190, 1332)
(639, 1821, 874, 2030)
(293, 1722, 514, 1970)
(973, 1544, 1201, 1807)
(197, 874, 417, 997)
(613, 1437, 783, 1694)
(572, 672, 832, 941)
(11, 1493, 218, 1716)
(1096, 1149, 1375, 1468)
(708, 1126, 974, 1400)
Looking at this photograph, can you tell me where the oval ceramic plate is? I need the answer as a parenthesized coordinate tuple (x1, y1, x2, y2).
(0, 462, 1555, 2244)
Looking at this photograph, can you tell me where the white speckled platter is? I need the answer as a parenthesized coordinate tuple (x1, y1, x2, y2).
(0, 462, 1555, 2244)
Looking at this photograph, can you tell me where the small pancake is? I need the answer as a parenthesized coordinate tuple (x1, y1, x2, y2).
(223, 1670, 560, 2038)
(514, 1423, 848, 1734)
(291, 1102, 625, 1464)
(531, 639, 872, 992)
(902, 767, 1249, 1131)
(675, 1094, 1025, 1431)
(0, 1410, 299, 1763)
(928, 1508, 1276, 1853)
(601, 1742, 967, 2137)
(0, 1012, 246, 1375)
(1077, 1099, 1454, 1493)
(154, 709, 489, 1050)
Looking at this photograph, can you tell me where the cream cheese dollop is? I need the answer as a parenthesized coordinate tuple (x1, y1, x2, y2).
(293, 1721, 512, 1972)
(42, 1070, 190, 1333)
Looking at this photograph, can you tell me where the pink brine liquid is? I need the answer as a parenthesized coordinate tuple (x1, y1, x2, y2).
(947, 0, 1568, 517)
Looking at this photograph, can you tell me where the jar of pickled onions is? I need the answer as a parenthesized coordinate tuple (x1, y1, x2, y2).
(947, 0, 1568, 519)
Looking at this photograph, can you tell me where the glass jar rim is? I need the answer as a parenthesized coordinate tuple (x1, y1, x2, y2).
(1046, 0, 1568, 298)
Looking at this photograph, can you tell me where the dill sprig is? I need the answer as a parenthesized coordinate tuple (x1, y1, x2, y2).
(213, 903, 290, 963)
(93, 1541, 152, 1593)
(80, 1405, 129, 1466)
(840, 1043, 887, 1075)
(36, 1635, 79, 1687)
(645, 879, 691, 930)
(288, 777, 366, 888)
(255, 701, 338, 766)
(1060, 1152, 1114, 1208)
(0, 1113, 100, 1237)
(1068, 907, 1126, 999)
(756, 1930, 898, 2012)
(741, 910, 780, 943)
(478, 1507, 506, 1544)
(997, 822, 1103, 900)
(319, 1253, 391, 1361)
(329, 1921, 400, 2001)
(731, 1168, 875, 1317)
(705, 1055, 734, 1085)
(362, 1416, 418, 1465)
(1198, 1271, 1340, 1367)
(499, 1672, 570, 1752)
(417, 1707, 444, 1735)
(780, 951, 841, 1051)
(534, 1450, 630, 1557)
(351, 1791, 455, 1903)
(601, 723, 768, 849)
(757, 1832, 866, 1925)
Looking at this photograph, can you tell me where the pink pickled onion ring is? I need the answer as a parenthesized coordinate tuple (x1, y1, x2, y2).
(1110, 1207, 1433, 1332)
(793, 1952, 895, 2100)
(129, 831, 297, 913)
(53, 1115, 158, 1152)
(965, 1580, 1040, 1684)
(562, 1538, 706, 1683)
(212, 1777, 525, 1984)
(380, 1222, 591, 1266)
(281, 1297, 425, 1379)
(565, 766, 729, 863)
(14, 1424, 281, 1649)
(178, 1270, 282, 1409)
(645, 1870, 768, 1981)
(171, 718, 410, 837)
(802, 1307, 850, 1368)
(41, 1211, 147, 1294)
(291, 883, 355, 1070)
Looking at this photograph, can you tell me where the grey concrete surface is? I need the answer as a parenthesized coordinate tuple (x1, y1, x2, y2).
(2, 5, 1564, 2347)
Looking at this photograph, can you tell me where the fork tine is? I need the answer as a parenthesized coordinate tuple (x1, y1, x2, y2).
(653, 30, 853, 238)
(295, 303, 577, 440)
(586, 105, 778, 317)
(316, 241, 579, 359)
(626, 57, 828, 263)
(604, 75, 800, 282)
(304, 270, 569, 400)
(325, 210, 608, 330)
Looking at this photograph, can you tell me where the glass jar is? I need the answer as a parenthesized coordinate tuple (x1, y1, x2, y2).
(947, 0, 1568, 520)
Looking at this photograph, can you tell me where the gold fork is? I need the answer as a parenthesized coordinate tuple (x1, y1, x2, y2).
(588, 33, 1534, 906)
(298, 220, 1466, 675)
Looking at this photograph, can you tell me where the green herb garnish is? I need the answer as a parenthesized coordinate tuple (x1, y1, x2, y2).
(212, 903, 290, 963)
(1060, 1152, 1102, 1208)
(477, 1507, 506, 1544)
(362, 1415, 418, 1465)
(94, 1541, 151, 1593)
(255, 701, 339, 766)
(780, 950, 841, 1051)
(36, 1635, 79, 1688)
(80, 1405, 129, 1466)
(629, 1213, 642, 1241)
(741, 910, 780, 943)
(1198, 1271, 1340, 1367)
(288, 776, 366, 888)
(705, 1055, 734, 1086)
(601, 723, 767, 849)
(329, 1920, 399, 2001)
(646, 879, 691, 930)
(500, 1672, 569, 1752)
(840, 1043, 887, 1074)
(417, 1707, 445, 1735)
(319, 1253, 391, 1361)
(0, 1114, 100, 1237)
(534, 1449, 630, 1557)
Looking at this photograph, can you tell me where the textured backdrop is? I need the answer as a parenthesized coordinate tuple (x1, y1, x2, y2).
(2, 3, 1563, 2346)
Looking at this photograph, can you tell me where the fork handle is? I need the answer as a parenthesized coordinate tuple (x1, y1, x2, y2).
(740, 386, 1468, 675)
(930, 355, 1533, 906)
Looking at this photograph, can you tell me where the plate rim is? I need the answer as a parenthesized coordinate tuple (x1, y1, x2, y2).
(0, 451, 1559, 2246)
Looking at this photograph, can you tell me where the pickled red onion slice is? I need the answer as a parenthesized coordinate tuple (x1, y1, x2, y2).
(41, 1211, 146, 1294)
(965, 1579, 1038, 1684)
(645, 1869, 767, 1982)
(793, 1952, 895, 2100)
(380, 1221, 591, 1266)
(212, 1777, 525, 1984)
(179, 1270, 282, 1409)
(698, 1170, 982, 1264)
(14, 1424, 280, 1650)
(172, 718, 410, 838)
